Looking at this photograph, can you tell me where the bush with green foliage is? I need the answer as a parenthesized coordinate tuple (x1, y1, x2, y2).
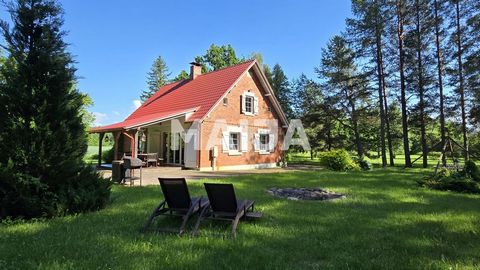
(0, 0, 111, 218)
(464, 160, 480, 182)
(0, 160, 111, 218)
(90, 147, 115, 164)
(358, 158, 372, 171)
(417, 164, 480, 194)
(318, 150, 359, 171)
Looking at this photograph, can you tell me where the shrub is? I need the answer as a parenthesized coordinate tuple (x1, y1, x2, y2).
(358, 158, 372, 171)
(103, 147, 115, 164)
(417, 166, 480, 194)
(0, 161, 112, 218)
(90, 147, 115, 164)
(464, 160, 480, 182)
(319, 150, 359, 171)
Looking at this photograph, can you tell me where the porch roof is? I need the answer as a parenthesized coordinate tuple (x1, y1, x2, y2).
(89, 107, 197, 133)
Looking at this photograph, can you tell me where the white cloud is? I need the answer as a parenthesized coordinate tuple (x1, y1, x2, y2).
(92, 112, 108, 126)
(133, 100, 142, 109)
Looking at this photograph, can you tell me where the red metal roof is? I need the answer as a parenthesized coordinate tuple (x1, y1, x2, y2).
(90, 60, 255, 133)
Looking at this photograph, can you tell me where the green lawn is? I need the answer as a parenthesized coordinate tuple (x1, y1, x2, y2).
(1, 168, 480, 269)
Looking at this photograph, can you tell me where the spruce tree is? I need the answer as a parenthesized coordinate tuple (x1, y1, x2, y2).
(140, 56, 171, 102)
(0, 0, 110, 218)
(270, 64, 294, 119)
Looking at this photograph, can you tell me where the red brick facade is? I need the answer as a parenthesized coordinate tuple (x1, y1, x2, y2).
(198, 70, 285, 170)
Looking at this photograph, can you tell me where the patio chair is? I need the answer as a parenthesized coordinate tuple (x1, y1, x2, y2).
(142, 178, 209, 235)
(192, 183, 262, 238)
(146, 153, 158, 167)
(123, 157, 144, 186)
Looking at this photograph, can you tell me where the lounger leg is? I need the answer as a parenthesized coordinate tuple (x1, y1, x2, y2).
(142, 201, 166, 232)
(231, 209, 245, 238)
(178, 206, 196, 236)
(192, 205, 209, 236)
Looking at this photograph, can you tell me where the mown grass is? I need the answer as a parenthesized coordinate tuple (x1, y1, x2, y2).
(1, 168, 479, 269)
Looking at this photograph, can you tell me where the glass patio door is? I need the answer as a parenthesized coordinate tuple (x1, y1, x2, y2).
(167, 132, 184, 165)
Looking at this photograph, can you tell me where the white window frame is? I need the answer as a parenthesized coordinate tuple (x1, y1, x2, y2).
(241, 92, 259, 116)
(229, 132, 240, 152)
(222, 125, 247, 155)
(255, 129, 274, 154)
(259, 133, 269, 153)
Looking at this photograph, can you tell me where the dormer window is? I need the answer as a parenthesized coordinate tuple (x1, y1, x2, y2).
(241, 92, 258, 115)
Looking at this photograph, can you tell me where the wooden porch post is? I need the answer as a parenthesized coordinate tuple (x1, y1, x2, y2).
(98, 132, 105, 166)
(113, 131, 121, 160)
(133, 129, 139, 158)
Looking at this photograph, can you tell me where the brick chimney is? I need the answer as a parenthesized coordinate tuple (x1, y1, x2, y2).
(190, 62, 202, 80)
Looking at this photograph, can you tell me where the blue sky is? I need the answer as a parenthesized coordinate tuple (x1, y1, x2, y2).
(8, 0, 352, 126)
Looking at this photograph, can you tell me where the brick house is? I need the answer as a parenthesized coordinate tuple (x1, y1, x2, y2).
(90, 60, 288, 171)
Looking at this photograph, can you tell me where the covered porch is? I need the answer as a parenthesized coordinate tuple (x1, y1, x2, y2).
(89, 108, 199, 170)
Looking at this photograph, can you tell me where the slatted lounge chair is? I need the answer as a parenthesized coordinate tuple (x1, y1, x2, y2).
(192, 183, 262, 238)
(143, 178, 208, 235)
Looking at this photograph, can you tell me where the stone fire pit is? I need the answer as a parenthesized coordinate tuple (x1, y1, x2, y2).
(267, 187, 346, 201)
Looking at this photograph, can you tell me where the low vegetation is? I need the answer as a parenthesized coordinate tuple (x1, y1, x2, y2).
(1, 168, 479, 269)
(418, 161, 480, 194)
(318, 149, 360, 171)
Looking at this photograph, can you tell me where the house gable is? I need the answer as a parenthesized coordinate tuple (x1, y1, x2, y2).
(198, 63, 286, 170)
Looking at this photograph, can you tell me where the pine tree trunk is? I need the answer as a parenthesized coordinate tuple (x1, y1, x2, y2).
(433, 0, 447, 166)
(397, 0, 412, 167)
(379, 41, 395, 166)
(416, 0, 428, 168)
(374, 14, 388, 167)
(455, 0, 469, 161)
(352, 105, 363, 158)
(347, 87, 363, 158)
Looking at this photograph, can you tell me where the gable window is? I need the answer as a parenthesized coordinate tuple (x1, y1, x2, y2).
(259, 134, 269, 152)
(241, 92, 258, 115)
(229, 132, 240, 151)
(245, 96, 253, 113)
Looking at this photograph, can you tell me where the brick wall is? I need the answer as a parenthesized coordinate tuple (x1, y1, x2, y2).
(198, 69, 285, 170)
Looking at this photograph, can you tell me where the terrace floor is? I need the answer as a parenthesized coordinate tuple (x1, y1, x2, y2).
(97, 164, 321, 186)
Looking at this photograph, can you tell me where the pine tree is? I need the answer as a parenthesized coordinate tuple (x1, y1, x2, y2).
(449, 0, 469, 160)
(270, 64, 294, 119)
(395, 0, 413, 167)
(316, 35, 371, 158)
(464, 0, 480, 123)
(433, 0, 448, 165)
(140, 56, 171, 102)
(0, 0, 110, 218)
(347, 0, 392, 167)
(404, 0, 436, 168)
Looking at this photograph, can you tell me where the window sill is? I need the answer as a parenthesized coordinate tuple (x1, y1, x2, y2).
(228, 151, 242, 156)
(259, 151, 271, 155)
